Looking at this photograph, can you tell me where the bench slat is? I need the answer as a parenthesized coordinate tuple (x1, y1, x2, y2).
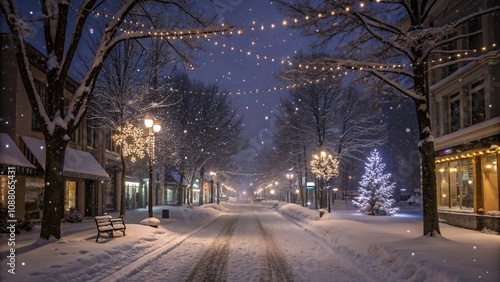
(95, 215, 112, 220)
(98, 226, 114, 231)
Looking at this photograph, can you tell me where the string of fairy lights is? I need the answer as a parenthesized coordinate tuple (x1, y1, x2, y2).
(87, 7, 498, 96)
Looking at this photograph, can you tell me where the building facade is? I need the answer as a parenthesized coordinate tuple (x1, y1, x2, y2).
(428, 1, 500, 231)
(0, 34, 126, 220)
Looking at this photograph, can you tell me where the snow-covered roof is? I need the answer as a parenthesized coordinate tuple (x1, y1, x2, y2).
(0, 133, 36, 168)
(21, 135, 109, 180)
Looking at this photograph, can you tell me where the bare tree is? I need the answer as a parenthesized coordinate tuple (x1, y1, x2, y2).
(88, 37, 177, 217)
(267, 77, 385, 209)
(276, 0, 500, 236)
(0, 0, 232, 240)
(162, 72, 244, 205)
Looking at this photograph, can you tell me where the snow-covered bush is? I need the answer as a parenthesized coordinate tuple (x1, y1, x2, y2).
(353, 149, 397, 216)
(140, 217, 160, 227)
(62, 207, 83, 223)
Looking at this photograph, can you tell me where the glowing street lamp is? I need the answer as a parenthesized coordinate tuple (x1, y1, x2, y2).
(145, 115, 161, 218)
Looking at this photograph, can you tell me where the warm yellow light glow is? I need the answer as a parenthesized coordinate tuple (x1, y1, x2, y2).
(144, 116, 154, 128)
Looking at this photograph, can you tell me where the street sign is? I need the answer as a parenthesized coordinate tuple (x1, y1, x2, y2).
(306, 181, 315, 190)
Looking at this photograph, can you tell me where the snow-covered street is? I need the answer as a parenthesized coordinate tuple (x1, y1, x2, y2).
(1, 201, 499, 281)
(128, 204, 394, 282)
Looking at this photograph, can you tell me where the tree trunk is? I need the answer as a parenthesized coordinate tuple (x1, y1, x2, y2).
(199, 168, 204, 206)
(415, 99, 440, 235)
(120, 152, 126, 217)
(40, 136, 68, 240)
(414, 61, 441, 236)
(177, 171, 184, 206)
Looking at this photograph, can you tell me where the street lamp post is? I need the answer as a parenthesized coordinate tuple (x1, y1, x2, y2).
(145, 115, 161, 218)
(333, 188, 338, 207)
(210, 171, 216, 203)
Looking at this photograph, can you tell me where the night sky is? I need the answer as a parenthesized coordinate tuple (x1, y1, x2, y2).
(2, 0, 420, 188)
(190, 1, 312, 139)
(188, 1, 419, 188)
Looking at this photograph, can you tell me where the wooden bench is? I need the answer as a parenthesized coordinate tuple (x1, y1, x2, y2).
(94, 215, 126, 242)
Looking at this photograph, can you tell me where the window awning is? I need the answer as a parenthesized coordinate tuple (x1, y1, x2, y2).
(21, 135, 109, 180)
(0, 133, 36, 169)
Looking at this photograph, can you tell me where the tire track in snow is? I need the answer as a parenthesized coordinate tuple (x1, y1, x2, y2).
(186, 215, 238, 282)
(255, 215, 294, 282)
(100, 214, 223, 282)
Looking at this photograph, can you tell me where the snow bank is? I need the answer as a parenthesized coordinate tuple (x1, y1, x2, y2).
(273, 203, 500, 281)
(278, 203, 321, 222)
(140, 217, 160, 227)
(200, 203, 229, 212)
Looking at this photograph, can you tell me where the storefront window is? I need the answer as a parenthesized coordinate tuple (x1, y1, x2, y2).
(0, 176, 7, 206)
(457, 159, 474, 209)
(437, 159, 474, 210)
(437, 163, 450, 207)
(125, 181, 139, 209)
(482, 154, 499, 212)
(65, 181, 77, 210)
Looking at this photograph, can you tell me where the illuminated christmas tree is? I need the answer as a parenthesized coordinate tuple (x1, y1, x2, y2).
(353, 149, 397, 216)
